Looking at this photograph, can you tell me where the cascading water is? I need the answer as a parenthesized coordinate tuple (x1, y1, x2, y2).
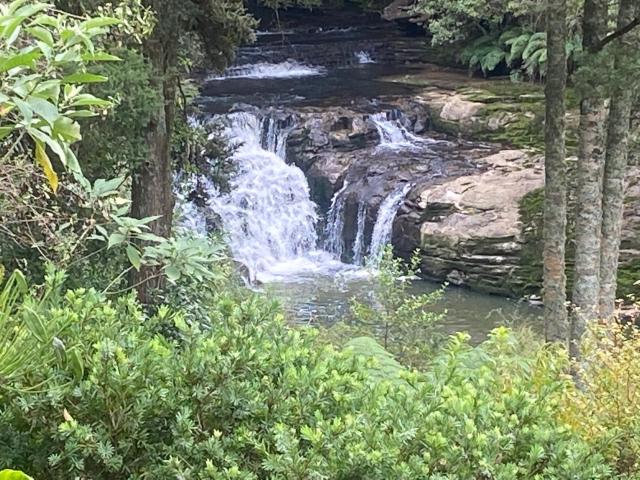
(355, 51, 374, 64)
(352, 202, 367, 265)
(323, 181, 349, 259)
(208, 60, 327, 80)
(370, 112, 430, 150)
(207, 112, 323, 280)
(368, 183, 412, 264)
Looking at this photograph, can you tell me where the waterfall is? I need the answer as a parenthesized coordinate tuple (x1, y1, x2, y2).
(370, 112, 428, 150)
(352, 202, 367, 265)
(208, 60, 326, 80)
(208, 112, 321, 280)
(323, 181, 349, 259)
(355, 51, 374, 64)
(368, 183, 412, 264)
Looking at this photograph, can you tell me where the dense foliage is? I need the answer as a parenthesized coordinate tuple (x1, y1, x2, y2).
(2, 1, 640, 480)
(0, 273, 620, 479)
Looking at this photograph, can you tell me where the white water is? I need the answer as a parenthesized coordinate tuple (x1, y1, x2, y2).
(352, 202, 367, 265)
(180, 109, 423, 282)
(208, 60, 327, 80)
(204, 112, 346, 282)
(368, 183, 412, 264)
(370, 112, 433, 151)
(355, 51, 375, 64)
(323, 181, 349, 259)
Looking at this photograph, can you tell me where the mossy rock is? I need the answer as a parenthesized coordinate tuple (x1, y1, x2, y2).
(617, 259, 640, 300)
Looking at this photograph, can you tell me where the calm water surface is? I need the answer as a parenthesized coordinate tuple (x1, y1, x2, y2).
(265, 272, 542, 344)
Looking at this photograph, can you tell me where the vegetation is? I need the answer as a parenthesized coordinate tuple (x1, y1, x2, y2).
(0, 272, 623, 479)
(325, 247, 445, 368)
(1, 0, 639, 479)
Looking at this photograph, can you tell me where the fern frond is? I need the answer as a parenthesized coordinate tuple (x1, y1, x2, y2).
(522, 34, 547, 61)
(481, 48, 506, 74)
(506, 33, 532, 65)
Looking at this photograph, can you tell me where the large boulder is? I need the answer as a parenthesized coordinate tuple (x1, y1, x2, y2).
(395, 150, 543, 295)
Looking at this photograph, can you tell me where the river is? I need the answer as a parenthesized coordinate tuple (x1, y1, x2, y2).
(182, 20, 542, 341)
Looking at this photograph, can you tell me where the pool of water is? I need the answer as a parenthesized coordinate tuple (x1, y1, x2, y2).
(264, 271, 542, 344)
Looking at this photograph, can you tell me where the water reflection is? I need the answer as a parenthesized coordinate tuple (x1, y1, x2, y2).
(266, 274, 542, 344)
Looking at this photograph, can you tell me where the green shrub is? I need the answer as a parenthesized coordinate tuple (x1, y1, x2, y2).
(0, 278, 612, 479)
(325, 246, 445, 368)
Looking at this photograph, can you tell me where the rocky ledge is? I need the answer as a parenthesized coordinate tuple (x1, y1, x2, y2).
(395, 150, 544, 296)
(282, 70, 639, 298)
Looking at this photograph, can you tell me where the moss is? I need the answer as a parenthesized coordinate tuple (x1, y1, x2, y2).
(458, 81, 542, 102)
(516, 188, 545, 295)
(516, 187, 637, 301)
(617, 259, 640, 300)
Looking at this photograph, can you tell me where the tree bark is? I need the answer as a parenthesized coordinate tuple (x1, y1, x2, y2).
(570, 0, 609, 359)
(130, 3, 179, 304)
(543, 0, 569, 344)
(598, 0, 638, 319)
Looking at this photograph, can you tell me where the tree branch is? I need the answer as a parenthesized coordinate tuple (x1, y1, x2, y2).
(596, 17, 640, 51)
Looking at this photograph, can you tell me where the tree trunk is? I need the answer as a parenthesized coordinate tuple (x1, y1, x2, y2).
(130, 6, 179, 304)
(598, 0, 638, 319)
(570, 0, 609, 359)
(543, 0, 569, 344)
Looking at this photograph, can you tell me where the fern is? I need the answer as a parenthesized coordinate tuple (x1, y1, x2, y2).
(460, 28, 578, 80)
(522, 32, 547, 61)
(505, 33, 532, 65)
(480, 48, 507, 74)
(461, 34, 508, 76)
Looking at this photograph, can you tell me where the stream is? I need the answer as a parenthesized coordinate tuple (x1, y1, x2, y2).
(183, 21, 541, 340)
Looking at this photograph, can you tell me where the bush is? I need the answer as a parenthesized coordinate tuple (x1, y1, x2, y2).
(324, 246, 445, 368)
(0, 277, 612, 479)
(563, 323, 640, 479)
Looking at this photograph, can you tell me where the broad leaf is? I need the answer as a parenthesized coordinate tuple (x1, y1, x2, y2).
(126, 245, 142, 270)
(62, 72, 108, 84)
(34, 139, 58, 193)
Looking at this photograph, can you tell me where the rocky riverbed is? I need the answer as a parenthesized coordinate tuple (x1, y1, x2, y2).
(192, 12, 640, 300)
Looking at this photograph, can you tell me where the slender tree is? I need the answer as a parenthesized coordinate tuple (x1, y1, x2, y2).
(543, 0, 569, 344)
(570, 0, 609, 359)
(130, 0, 255, 302)
(599, 0, 639, 318)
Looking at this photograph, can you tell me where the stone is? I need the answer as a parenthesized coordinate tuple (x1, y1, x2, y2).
(439, 95, 483, 122)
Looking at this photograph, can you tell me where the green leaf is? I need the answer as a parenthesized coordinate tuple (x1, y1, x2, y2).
(14, 98, 32, 123)
(62, 72, 108, 84)
(1, 15, 24, 45)
(66, 110, 97, 118)
(164, 265, 181, 282)
(0, 126, 14, 140)
(92, 177, 124, 197)
(126, 245, 142, 270)
(26, 96, 58, 125)
(107, 232, 126, 249)
(80, 17, 121, 30)
(34, 138, 58, 193)
(0, 469, 34, 480)
(32, 14, 58, 28)
(0, 50, 42, 72)
(13, 2, 48, 18)
(26, 25, 53, 46)
(52, 116, 81, 142)
(69, 93, 111, 108)
(81, 51, 121, 62)
(32, 79, 60, 101)
(67, 349, 84, 380)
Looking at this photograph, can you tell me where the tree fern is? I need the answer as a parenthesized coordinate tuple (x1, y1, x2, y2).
(505, 33, 532, 65)
(460, 28, 579, 80)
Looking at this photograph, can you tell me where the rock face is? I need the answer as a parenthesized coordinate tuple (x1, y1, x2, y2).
(275, 71, 639, 297)
(395, 150, 544, 295)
